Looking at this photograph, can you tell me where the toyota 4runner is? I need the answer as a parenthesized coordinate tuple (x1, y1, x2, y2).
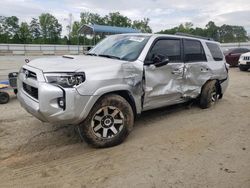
(17, 34, 229, 147)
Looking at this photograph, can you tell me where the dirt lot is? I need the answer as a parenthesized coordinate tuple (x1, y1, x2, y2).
(0, 56, 249, 188)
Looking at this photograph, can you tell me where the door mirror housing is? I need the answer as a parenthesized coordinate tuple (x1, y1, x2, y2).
(144, 54, 169, 67)
(150, 54, 170, 67)
(154, 57, 169, 67)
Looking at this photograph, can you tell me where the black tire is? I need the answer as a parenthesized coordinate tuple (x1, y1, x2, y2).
(199, 80, 218, 109)
(0, 92, 10, 104)
(79, 94, 134, 148)
(239, 66, 248, 71)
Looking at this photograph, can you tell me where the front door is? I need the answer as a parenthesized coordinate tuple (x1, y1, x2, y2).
(143, 37, 185, 111)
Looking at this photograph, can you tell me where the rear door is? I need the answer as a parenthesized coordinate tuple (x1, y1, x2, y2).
(182, 39, 228, 98)
(143, 37, 185, 111)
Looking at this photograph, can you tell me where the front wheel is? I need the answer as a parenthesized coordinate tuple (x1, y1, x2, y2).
(79, 94, 134, 148)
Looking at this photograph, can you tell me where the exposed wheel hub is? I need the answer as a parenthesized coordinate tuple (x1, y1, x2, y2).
(211, 86, 218, 103)
(101, 115, 114, 128)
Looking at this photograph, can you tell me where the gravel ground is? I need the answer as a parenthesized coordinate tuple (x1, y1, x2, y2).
(0, 56, 249, 188)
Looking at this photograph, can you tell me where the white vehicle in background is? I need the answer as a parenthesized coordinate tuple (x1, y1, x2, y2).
(239, 52, 250, 71)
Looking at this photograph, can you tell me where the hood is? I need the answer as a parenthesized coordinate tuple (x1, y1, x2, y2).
(242, 52, 250, 56)
(27, 55, 127, 73)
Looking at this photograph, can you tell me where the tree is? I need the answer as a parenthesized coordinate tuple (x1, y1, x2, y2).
(184, 22, 193, 30)
(5, 16, 19, 38)
(69, 21, 81, 44)
(104, 12, 132, 27)
(232, 26, 248, 42)
(133, 18, 152, 33)
(29, 18, 41, 41)
(218, 24, 248, 43)
(18, 22, 31, 43)
(0, 16, 4, 34)
(39, 13, 62, 43)
(206, 21, 219, 41)
(0, 16, 19, 42)
(80, 12, 105, 25)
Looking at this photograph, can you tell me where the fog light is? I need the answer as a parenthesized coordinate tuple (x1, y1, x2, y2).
(58, 97, 65, 109)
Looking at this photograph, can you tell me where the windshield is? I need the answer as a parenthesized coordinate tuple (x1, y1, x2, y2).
(89, 35, 150, 61)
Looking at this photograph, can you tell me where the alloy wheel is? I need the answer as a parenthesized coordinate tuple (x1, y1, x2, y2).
(91, 106, 124, 139)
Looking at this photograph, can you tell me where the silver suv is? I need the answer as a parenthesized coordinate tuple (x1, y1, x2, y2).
(17, 34, 229, 147)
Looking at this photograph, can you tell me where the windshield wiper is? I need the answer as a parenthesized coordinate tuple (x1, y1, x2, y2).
(86, 53, 98, 56)
(98, 54, 121, 60)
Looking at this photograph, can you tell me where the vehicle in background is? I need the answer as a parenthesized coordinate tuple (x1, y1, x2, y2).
(0, 83, 10, 104)
(239, 52, 250, 71)
(224, 48, 250, 67)
(0, 73, 18, 104)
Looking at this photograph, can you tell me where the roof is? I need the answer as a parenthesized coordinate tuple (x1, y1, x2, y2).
(78, 24, 140, 35)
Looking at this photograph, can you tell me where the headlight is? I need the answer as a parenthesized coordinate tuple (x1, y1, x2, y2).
(44, 72, 85, 88)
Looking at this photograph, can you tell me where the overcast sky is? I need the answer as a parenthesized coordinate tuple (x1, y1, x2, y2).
(1, 0, 250, 36)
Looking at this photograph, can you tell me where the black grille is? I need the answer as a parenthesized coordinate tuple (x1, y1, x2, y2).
(243, 56, 250, 61)
(23, 82, 38, 99)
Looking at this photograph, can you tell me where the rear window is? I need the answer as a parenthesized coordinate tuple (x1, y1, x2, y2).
(184, 39, 206, 62)
(206, 42, 223, 61)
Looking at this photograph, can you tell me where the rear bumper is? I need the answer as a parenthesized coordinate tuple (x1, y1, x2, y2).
(220, 77, 229, 95)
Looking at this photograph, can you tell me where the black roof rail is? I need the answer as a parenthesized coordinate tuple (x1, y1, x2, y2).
(175, 32, 214, 41)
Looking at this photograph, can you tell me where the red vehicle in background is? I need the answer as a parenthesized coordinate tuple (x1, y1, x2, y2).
(224, 48, 250, 66)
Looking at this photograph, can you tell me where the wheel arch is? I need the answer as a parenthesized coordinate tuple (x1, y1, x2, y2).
(201, 79, 222, 96)
(97, 90, 138, 119)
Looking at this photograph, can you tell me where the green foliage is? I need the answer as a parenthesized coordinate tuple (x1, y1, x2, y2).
(133, 18, 152, 33)
(19, 22, 31, 43)
(158, 21, 248, 42)
(0, 12, 248, 44)
(29, 18, 41, 42)
(39, 13, 62, 44)
(80, 12, 106, 25)
(104, 12, 132, 27)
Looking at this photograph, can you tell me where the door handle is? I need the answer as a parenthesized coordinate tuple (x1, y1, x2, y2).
(171, 69, 183, 75)
(201, 68, 209, 73)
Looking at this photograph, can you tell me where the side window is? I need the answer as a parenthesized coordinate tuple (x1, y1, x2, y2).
(206, 42, 223, 61)
(184, 39, 206, 62)
(146, 39, 181, 62)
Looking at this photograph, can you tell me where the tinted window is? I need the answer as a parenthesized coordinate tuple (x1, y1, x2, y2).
(184, 39, 206, 62)
(147, 39, 181, 62)
(206, 42, 223, 61)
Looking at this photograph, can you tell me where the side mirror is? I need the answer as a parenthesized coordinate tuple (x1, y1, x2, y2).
(154, 57, 169, 67)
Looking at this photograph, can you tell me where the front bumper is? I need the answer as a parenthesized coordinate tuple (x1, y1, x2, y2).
(17, 65, 97, 125)
(239, 60, 250, 69)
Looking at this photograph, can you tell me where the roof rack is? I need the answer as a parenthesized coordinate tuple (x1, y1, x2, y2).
(175, 32, 214, 41)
